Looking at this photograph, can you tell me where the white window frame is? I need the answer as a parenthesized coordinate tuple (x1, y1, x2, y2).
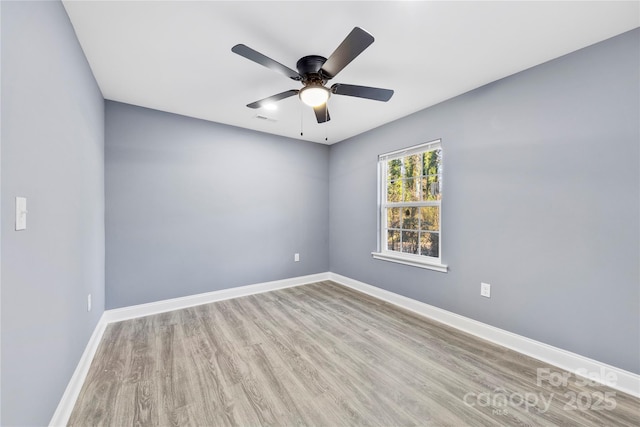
(372, 139, 448, 273)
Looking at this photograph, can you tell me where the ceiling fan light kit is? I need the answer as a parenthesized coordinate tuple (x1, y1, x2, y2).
(232, 27, 394, 124)
(299, 85, 330, 107)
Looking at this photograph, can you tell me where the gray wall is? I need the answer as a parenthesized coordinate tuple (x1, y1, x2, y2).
(329, 29, 640, 374)
(105, 102, 329, 309)
(1, 1, 105, 426)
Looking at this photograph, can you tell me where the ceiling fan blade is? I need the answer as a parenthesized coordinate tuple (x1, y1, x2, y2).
(313, 104, 331, 123)
(246, 90, 299, 109)
(232, 44, 301, 81)
(331, 83, 394, 102)
(320, 27, 374, 79)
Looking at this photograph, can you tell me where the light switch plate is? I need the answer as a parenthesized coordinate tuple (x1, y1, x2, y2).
(481, 282, 491, 298)
(15, 197, 27, 231)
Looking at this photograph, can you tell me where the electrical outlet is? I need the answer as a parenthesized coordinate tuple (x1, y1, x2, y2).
(481, 282, 491, 298)
(87, 294, 92, 312)
(294, 253, 300, 262)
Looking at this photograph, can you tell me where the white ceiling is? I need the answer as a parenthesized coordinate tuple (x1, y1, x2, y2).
(62, 1, 639, 145)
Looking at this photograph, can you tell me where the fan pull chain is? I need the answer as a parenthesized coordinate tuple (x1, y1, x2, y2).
(324, 101, 330, 141)
(300, 103, 304, 136)
(325, 107, 328, 142)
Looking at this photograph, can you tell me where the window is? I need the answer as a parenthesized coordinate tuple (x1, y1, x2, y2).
(372, 139, 447, 272)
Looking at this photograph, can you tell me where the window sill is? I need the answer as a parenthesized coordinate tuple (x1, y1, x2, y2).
(371, 252, 448, 273)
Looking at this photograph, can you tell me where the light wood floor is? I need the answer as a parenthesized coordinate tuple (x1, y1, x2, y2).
(69, 281, 639, 426)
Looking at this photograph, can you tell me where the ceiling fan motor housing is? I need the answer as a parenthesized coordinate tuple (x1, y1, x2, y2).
(296, 55, 328, 85)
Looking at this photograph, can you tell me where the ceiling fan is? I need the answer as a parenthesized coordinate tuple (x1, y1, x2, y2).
(232, 27, 394, 124)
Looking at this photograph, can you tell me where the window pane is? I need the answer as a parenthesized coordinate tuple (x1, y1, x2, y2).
(386, 208, 401, 229)
(402, 207, 419, 229)
(420, 206, 440, 231)
(423, 149, 442, 176)
(402, 231, 419, 254)
(387, 159, 402, 181)
(387, 180, 402, 202)
(422, 175, 441, 201)
(403, 154, 422, 179)
(420, 232, 439, 258)
(387, 230, 401, 251)
(403, 178, 419, 202)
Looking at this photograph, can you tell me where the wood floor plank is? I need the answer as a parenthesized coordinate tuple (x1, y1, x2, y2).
(267, 289, 445, 426)
(312, 282, 640, 426)
(69, 281, 640, 426)
(312, 282, 638, 426)
(279, 285, 499, 426)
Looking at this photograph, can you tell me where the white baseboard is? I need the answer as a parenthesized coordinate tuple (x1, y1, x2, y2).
(103, 272, 331, 323)
(50, 272, 330, 426)
(49, 313, 108, 427)
(328, 272, 640, 399)
(51, 271, 639, 426)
